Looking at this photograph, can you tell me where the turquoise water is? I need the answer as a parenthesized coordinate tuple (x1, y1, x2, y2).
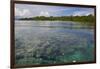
(15, 21, 95, 65)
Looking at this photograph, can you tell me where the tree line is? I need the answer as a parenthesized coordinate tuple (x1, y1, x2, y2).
(19, 14, 95, 26)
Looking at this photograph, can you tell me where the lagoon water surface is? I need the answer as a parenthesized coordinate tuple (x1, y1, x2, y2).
(15, 20, 95, 65)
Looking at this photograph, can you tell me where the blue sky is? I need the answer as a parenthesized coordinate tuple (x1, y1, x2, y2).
(15, 4, 94, 18)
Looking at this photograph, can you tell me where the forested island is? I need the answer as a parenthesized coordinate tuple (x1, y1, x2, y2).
(17, 14, 95, 26)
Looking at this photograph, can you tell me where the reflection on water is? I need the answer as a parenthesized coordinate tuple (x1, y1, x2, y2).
(15, 20, 95, 65)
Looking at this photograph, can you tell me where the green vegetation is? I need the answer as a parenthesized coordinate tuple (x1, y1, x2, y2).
(19, 14, 95, 26)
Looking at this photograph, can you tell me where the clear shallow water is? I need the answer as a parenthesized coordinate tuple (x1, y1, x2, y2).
(15, 20, 95, 65)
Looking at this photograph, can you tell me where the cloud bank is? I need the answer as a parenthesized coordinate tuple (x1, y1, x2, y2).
(15, 4, 94, 18)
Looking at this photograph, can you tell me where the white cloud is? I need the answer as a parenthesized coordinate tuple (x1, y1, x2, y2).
(15, 7, 31, 17)
(15, 4, 70, 17)
(73, 10, 94, 16)
(39, 11, 50, 17)
(15, 7, 21, 16)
